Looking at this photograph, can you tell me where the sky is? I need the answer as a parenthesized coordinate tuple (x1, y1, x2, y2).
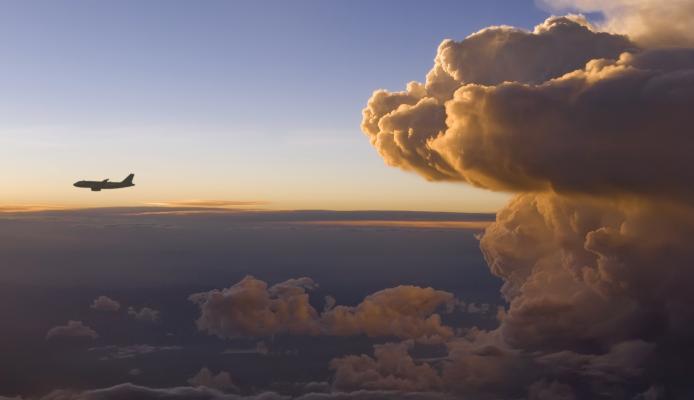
(3, 0, 694, 399)
(0, 0, 550, 212)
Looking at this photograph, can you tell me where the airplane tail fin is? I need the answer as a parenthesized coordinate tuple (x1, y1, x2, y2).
(122, 173, 135, 185)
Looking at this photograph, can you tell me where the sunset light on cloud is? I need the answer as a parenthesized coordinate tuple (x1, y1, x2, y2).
(2, 0, 694, 399)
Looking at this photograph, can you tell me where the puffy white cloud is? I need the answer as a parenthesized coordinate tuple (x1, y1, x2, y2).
(366, 46, 694, 199)
(436, 330, 532, 398)
(188, 367, 240, 393)
(323, 286, 455, 341)
(330, 192, 692, 397)
(481, 194, 694, 350)
(443, 49, 694, 198)
(127, 306, 160, 322)
(190, 276, 321, 338)
(328, 331, 531, 398)
(89, 296, 120, 312)
(362, 16, 636, 185)
(431, 15, 634, 87)
(330, 341, 443, 392)
(191, 277, 457, 341)
(45, 320, 98, 340)
(542, 0, 694, 47)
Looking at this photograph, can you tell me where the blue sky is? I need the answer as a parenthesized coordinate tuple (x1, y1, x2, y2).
(0, 0, 550, 211)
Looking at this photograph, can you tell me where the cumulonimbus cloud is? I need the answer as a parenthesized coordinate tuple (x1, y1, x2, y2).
(363, 16, 694, 201)
(358, 7, 694, 399)
(481, 194, 694, 350)
(541, 0, 694, 47)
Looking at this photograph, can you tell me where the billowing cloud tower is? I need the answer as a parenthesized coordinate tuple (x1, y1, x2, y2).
(361, 4, 694, 398)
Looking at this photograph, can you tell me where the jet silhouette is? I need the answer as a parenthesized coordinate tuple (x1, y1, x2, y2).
(74, 174, 135, 192)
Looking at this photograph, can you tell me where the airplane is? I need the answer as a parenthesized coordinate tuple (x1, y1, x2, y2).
(74, 174, 135, 192)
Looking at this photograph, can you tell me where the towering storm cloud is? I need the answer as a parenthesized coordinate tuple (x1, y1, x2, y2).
(361, 9, 694, 399)
(542, 0, 694, 47)
(364, 16, 694, 199)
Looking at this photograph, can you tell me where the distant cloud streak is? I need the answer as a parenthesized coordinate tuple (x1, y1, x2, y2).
(0, 204, 71, 213)
(146, 200, 268, 208)
(89, 344, 182, 360)
(297, 220, 491, 230)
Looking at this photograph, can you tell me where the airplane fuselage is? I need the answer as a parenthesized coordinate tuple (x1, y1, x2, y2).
(73, 181, 134, 191)
(74, 174, 135, 192)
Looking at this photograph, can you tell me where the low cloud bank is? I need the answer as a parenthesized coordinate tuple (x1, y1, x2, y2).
(190, 276, 457, 342)
(1, 384, 457, 400)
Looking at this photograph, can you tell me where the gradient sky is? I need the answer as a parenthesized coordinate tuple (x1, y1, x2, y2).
(0, 0, 550, 212)
(3, 1, 692, 397)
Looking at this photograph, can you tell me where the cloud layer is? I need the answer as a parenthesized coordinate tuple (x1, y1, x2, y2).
(3, 384, 457, 400)
(191, 276, 456, 341)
